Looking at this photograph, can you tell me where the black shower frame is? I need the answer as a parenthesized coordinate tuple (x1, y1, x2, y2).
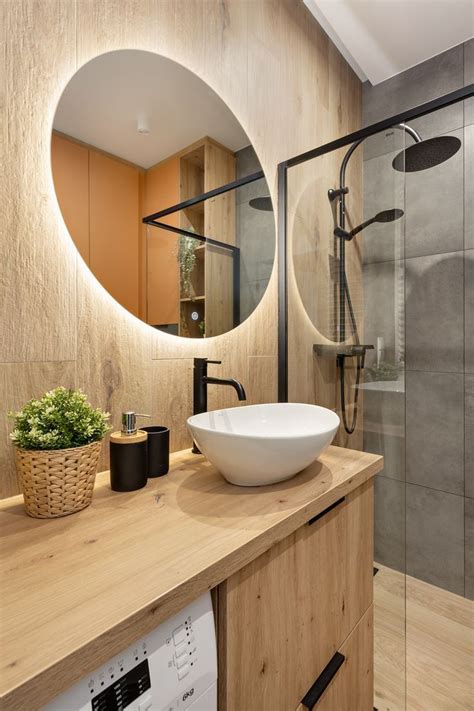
(277, 84, 474, 403)
(143, 170, 264, 328)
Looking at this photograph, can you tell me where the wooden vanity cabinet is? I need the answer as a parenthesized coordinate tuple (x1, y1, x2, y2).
(217, 480, 374, 711)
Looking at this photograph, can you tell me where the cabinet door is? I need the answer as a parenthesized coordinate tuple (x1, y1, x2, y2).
(297, 606, 373, 711)
(89, 151, 140, 317)
(51, 133, 90, 264)
(218, 481, 373, 711)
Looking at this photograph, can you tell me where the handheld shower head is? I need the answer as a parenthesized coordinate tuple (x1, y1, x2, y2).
(249, 196, 273, 211)
(334, 208, 404, 240)
(392, 135, 461, 172)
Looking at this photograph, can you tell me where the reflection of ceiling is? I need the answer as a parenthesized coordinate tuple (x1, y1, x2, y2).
(304, 0, 473, 85)
(53, 50, 250, 168)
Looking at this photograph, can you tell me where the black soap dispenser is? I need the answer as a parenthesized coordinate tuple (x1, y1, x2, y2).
(110, 412, 150, 492)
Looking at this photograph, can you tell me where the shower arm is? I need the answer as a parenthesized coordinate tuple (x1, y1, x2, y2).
(336, 122, 421, 343)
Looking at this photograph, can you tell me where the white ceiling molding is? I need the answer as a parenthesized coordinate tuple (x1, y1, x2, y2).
(303, 0, 474, 86)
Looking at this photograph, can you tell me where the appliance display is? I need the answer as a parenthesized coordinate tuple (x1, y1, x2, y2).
(42, 592, 217, 711)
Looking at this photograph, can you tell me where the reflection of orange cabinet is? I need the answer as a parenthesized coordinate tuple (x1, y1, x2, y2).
(144, 159, 180, 326)
(51, 133, 90, 263)
(89, 152, 140, 318)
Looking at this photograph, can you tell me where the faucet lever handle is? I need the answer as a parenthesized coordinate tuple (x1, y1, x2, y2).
(207, 360, 221, 365)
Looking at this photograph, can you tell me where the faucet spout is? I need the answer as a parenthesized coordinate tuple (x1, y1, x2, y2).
(203, 376, 247, 401)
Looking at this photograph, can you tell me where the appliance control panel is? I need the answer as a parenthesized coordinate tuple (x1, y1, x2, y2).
(42, 593, 217, 711)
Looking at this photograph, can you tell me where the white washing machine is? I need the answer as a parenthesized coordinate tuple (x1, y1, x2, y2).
(42, 592, 217, 711)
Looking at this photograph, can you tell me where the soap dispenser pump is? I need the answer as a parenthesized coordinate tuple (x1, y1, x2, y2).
(109, 411, 150, 492)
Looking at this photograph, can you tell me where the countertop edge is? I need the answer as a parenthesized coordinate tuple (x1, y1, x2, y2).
(0, 449, 382, 711)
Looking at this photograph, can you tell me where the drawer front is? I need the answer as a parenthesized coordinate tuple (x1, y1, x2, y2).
(218, 480, 374, 711)
(297, 605, 374, 711)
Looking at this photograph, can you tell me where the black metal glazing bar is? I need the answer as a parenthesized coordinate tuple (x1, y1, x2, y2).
(276, 84, 473, 404)
(286, 84, 473, 169)
(277, 162, 288, 403)
(147, 219, 239, 254)
(232, 252, 240, 327)
(143, 170, 265, 223)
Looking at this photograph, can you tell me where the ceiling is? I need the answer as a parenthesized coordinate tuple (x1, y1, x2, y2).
(53, 50, 250, 168)
(304, 0, 473, 85)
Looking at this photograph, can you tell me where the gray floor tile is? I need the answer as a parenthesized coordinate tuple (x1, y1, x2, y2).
(405, 128, 464, 259)
(466, 375, 474, 499)
(465, 127, 474, 250)
(406, 483, 464, 595)
(374, 476, 405, 572)
(406, 251, 464, 372)
(406, 371, 464, 495)
(467, 251, 474, 372)
(466, 498, 474, 599)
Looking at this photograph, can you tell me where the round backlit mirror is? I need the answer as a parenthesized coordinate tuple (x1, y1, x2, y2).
(52, 50, 275, 338)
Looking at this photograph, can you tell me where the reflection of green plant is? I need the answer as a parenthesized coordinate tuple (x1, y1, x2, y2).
(9, 387, 110, 450)
(367, 361, 401, 382)
(199, 320, 205, 337)
(177, 230, 198, 299)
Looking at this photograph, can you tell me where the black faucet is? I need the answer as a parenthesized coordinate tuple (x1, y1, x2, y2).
(192, 358, 246, 453)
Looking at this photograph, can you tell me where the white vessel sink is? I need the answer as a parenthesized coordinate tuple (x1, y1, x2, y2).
(187, 403, 340, 486)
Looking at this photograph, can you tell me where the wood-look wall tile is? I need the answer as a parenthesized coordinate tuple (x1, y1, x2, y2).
(247, 356, 277, 404)
(0, 361, 76, 498)
(75, 264, 153, 472)
(1, 0, 77, 363)
(152, 358, 194, 453)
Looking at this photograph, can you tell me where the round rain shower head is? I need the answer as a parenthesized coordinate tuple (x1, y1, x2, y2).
(249, 196, 273, 211)
(392, 135, 461, 172)
(374, 208, 404, 223)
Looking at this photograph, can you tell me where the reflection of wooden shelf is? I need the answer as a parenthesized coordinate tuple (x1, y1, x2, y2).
(180, 295, 205, 302)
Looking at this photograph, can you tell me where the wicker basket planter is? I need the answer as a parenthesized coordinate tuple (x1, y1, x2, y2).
(15, 440, 102, 519)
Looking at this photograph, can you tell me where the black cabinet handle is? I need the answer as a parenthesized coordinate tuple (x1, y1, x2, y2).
(300, 652, 345, 709)
(307, 497, 345, 525)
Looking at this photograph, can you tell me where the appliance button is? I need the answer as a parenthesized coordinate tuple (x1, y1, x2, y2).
(175, 653, 188, 669)
(138, 694, 153, 711)
(177, 664, 190, 680)
(174, 641, 187, 658)
(172, 625, 186, 645)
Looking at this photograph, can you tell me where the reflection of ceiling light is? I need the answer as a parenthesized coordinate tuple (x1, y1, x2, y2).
(137, 116, 150, 134)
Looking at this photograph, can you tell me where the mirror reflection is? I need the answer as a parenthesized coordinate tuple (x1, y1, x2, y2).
(51, 50, 275, 338)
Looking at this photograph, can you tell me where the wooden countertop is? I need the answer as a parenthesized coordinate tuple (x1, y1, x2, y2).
(0, 446, 382, 710)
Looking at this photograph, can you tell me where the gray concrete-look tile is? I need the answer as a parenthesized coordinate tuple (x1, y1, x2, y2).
(466, 251, 474, 372)
(363, 103, 464, 162)
(406, 483, 464, 595)
(363, 259, 404, 366)
(465, 97, 474, 128)
(363, 44, 464, 126)
(364, 397, 405, 482)
(464, 38, 474, 86)
(406, 370, 464, 495)
(405, 251, 464, 372)
(465, 127, 474, 250)
(466, 498, 474, 599)
(374, 476, 406, 572)
(363, 152, 405, 264)
(405, 128, 464, 259)
(466, 374, 474, 499)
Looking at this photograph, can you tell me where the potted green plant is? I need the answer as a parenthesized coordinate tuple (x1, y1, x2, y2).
(178, 232, 198, 299)
(9, 387, 110, 518)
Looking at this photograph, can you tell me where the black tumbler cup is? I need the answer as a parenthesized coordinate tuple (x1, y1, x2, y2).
(142, 426, 169, 477)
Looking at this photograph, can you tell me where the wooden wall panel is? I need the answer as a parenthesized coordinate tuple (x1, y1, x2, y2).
(0, 0, 361, 498)
(144, 158, 180, 326)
